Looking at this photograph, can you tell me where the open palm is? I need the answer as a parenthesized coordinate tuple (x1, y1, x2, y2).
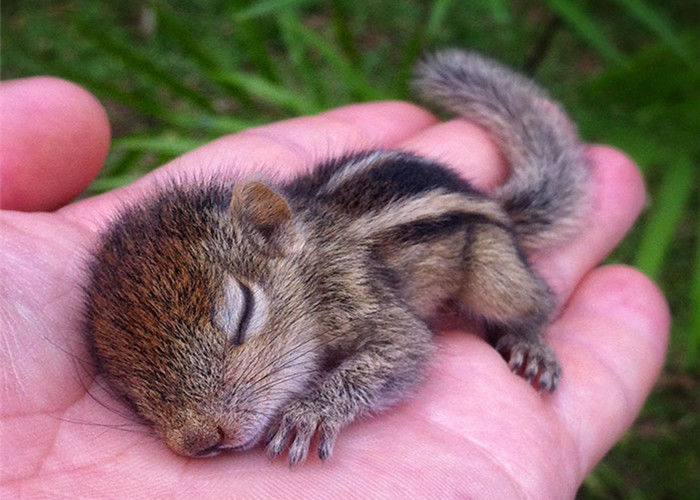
(1, 78, 668, 498)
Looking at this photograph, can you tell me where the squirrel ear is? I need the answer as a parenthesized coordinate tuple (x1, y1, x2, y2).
(230, 182, 293, 253)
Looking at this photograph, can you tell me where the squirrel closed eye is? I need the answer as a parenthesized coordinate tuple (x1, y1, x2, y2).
(84, 49, 591, 464)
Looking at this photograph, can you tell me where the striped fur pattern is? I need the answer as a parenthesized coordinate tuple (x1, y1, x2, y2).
(84, 50, 591, 465)
(414, 49, 591, 249)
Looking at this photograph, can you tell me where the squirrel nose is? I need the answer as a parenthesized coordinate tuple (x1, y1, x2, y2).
(180, 426, 226, 457)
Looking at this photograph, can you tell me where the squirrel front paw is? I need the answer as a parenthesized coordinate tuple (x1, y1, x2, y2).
(266, 397, 343, 465)
(496, 333, 561, 392)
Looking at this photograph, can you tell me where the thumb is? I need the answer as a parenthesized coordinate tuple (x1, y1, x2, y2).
(0, 76, 110, 211)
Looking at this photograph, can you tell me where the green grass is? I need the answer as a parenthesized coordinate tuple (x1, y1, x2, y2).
(3, 1, 698, 496)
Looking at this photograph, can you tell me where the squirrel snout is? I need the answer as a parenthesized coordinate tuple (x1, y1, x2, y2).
(169, 425, 226, 458)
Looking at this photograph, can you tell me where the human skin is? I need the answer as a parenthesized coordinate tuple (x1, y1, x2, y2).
(0, 77, 669, 498)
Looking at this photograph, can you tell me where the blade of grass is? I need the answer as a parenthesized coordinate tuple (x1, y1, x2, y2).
(110, 113, 263, 153)
(609, 0, 691, 63)
(684, 190, 700, 370)
(424, 0, 455, 44)
(484, 0, 511, 24)
(214, 70, 321, 114)
(147, 0, 253, 105)
(153, 0, 318, 114)
(155, 152, 178, 168)
(103, 150, 144, 178)
(5, 31, 245, 134)
(30, 55, 184, 126)
(580, 34, 699, 115)
(331, 0, 362, 68)
(233, 0, 317, 22)
(190, 115, 262, 134)
(112, 134, 208, 155)
(395, 0, 456, 96)
(544, 0, 623, 63)
(146, 0, 221, 72)
(230, 0, 282, 82)
(74, 17, 215, 113)
(4, 33, 181, 122)
(635, 155, 694, 280)
(582, 460, 626, 497)
(285, 18, 383, 101)
(89, 174, 143, 194)
(524, 15, 562, 75)
(277, 9, 328, 107)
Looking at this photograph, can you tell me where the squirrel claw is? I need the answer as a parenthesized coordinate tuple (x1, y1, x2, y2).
(497, 334, 561, 392)
(267, 398, 341, 465)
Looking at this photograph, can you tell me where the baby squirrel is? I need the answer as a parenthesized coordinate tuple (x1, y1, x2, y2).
(84, 50, 591, 465)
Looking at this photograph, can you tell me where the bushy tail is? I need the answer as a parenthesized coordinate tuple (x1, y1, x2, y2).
(413, 49, 591, 250)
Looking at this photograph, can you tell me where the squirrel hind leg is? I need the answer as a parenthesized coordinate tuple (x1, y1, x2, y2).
(460, 223, 561, 391)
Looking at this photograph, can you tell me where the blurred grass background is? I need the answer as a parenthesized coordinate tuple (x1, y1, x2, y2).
(2, 0, 698, 496)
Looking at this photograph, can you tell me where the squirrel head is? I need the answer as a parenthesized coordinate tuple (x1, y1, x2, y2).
(85, 181, 316, 457)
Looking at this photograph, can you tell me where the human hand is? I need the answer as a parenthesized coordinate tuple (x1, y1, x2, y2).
(0, 77, 668, 498)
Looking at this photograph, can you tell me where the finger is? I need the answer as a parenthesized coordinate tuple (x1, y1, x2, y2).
(0, 77, 110, 211)
(531, 146, 646, 302)
(161, 100, 437, 181)
(549, 265, 669, 482)
(397, 119, 508, 192)
(62, 101, 437, 227)
(397, 119, 646, 304)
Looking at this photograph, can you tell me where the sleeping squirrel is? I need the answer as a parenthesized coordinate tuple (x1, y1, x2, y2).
(84, 50, 591, 465)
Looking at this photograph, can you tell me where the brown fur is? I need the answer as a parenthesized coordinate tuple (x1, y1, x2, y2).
(84, 50, 590, 464)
